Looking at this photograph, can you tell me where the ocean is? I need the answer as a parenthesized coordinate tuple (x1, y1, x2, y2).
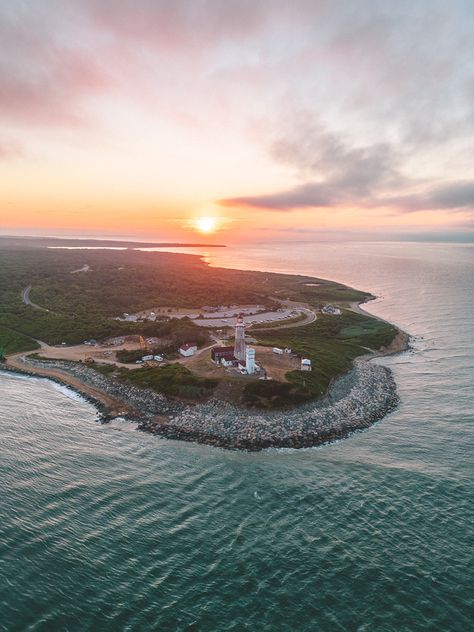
(0, 242, 473, 631)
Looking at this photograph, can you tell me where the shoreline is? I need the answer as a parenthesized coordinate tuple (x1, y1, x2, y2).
(2, 324, 410, 451)
(0, 361, 139, 424)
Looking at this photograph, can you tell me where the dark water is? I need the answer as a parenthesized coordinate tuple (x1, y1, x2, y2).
(1, 242, 473, 631)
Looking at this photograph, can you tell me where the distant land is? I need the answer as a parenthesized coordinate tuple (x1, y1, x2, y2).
(0, 236, 226, 249)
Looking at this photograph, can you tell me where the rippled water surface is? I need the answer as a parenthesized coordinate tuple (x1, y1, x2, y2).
(1, 242, 473, 631)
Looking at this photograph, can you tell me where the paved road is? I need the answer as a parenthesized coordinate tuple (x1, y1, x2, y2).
(249, 307, 317, 331)
(21, 285, 50, 312)
(192, 308, 299, 328)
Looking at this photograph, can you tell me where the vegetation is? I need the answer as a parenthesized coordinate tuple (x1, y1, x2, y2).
(0, 245, 216, 346)
(115, 349, 148, 363)
(0, 238, 398, 408)
(243, 380, 312, 408)
(244, 310, 397, 407)
(0, 326, 40, 355)
(0, 241, 370, 349)
(90, 363, 117, 376)
(118, 363, 219, 400)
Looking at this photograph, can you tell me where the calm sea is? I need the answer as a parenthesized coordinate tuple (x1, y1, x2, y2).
(0, 242, 473, 631)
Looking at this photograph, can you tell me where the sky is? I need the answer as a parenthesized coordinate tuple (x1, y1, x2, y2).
(2, 0, 474, 243)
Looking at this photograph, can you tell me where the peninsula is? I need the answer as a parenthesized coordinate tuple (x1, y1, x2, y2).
(0, 238, 408, 450)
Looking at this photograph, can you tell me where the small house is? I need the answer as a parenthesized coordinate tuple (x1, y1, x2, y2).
(179, 342, 198, 357)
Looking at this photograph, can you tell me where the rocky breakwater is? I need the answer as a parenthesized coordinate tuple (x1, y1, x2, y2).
(2, 356, 180, 423)
(148, 359, 399, 450)
(7, 355, 399, 451)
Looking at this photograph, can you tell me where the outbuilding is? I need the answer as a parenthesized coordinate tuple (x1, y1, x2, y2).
(179, 342, 198, 357)
(211, 346, 235, 364)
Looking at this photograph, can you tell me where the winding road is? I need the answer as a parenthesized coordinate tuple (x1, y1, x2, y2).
(22, 285, 50, 312)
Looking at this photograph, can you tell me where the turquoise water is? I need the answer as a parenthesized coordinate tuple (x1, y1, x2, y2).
(0, 242, 473, 631)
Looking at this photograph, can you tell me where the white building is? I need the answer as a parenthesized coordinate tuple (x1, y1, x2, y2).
(301, 358, 312, 371)
(272, 347, 284, 355)
(179, 342, 198, 357)
(245, 347, 256, 374)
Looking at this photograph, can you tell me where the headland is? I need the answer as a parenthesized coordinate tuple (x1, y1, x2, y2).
(0, 238, 409, 450)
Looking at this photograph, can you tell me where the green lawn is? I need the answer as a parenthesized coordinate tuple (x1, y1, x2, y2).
(0, 326, 40, 356)
(118, 363, 219, 400)
(245, 310, 397, 406)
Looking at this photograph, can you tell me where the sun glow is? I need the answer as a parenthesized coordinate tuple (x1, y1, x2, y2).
(194, 216, 218, 234)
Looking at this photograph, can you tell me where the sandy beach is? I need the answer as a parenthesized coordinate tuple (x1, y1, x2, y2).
(5, 352, 141, 420)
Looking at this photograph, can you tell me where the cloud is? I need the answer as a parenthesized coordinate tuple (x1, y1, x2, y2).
(220, 183, 334, 211)
(2, 0, 474, 140)
(2, 0, 474, 232)
(0, 3, 113, 128)
(83, 0, 272, 49)
(215, 2, 474, 219)
(382, 181, 474, 213)
(0, 0, 273, 132)
(0, 139, 24, 161)
(221, 178, 474, 214)
(220, 115, 410, 210)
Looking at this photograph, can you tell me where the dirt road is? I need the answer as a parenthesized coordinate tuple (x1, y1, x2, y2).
(6, 352, 139, 418)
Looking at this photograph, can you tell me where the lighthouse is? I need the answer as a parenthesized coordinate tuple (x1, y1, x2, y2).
(234, 314, 246, 362)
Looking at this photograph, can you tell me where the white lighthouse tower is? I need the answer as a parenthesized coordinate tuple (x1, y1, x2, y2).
(234, 314, 246, 362)
(245, 347, 256, 374)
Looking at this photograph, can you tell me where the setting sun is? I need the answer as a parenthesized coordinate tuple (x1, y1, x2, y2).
(194, 217, 218, 234)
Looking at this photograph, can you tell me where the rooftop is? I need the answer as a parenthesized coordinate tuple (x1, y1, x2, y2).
(180, 342, 197, 351)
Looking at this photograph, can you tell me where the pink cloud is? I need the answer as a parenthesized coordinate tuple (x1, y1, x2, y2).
(0, 138, 24, 160)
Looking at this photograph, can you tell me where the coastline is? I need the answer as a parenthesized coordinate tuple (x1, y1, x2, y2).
(2, 322, 410, 451)
(0, 361, 140, 424)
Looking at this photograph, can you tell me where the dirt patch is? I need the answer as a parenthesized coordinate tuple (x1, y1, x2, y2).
(380, 330, 410, 355)
(254, 346, 300, 381)
(32, 342, 143, 367)
(6, 354, 140, 419)
(181, 352, 226, 378)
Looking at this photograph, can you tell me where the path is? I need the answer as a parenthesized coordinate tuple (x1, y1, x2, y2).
(5, 351, 139, 418)
(21, 285, 50, 312)
(71, 264, 91, 274)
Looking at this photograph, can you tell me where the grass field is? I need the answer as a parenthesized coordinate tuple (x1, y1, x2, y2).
(0, 326, 40, 356)
(118, 363, 219, 401)
(245, 310, 397, 406)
